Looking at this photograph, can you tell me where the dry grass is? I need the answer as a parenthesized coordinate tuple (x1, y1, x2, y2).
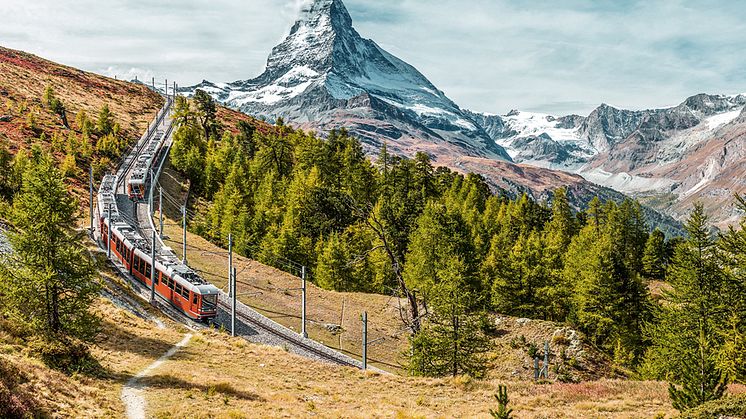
(0, 271, 188, 417)
(0, 45, 162, 148)
(143, 327, 679, 418)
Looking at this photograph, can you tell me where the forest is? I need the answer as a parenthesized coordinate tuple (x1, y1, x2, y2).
(168, 92, 746, 410)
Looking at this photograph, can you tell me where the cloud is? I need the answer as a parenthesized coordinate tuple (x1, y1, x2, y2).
(2, 0, 745, 115)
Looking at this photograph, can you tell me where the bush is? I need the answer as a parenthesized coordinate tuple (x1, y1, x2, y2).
(679, 394, 746, 419)
(29, 337, 101, 376)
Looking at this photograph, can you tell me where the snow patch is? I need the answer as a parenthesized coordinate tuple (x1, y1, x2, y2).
(580, 168, 677, 194)
(705, 110, 742, 130)
(683, 159, 720, 197)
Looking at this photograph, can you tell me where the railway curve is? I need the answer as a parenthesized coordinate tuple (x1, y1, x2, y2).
(97, 91, 367, 370)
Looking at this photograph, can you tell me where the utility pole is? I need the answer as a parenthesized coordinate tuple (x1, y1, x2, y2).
(362, 311, 368, 370)
(301, 266, 307, 338)
(165, 79, 168, 97)
(89, 166, 94, 237)
(159, 188, 163, 238)
(173, 81, 177, 101)
(228, 234, 233, 297)
(152, 77, 155, 90)
(182, 205, 187, 264)
(231, 266, 237, 337)
(150, 231, 156, 304)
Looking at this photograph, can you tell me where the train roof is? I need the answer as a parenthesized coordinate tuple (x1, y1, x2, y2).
(128, 130, 166, 188)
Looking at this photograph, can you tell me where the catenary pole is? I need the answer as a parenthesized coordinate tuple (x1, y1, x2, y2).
(182, 205, 187, 264)
(89, 166, 94, 236)
(159, 187, 163, 238)
(301, 266, 307, 338)
(231, 266, 237, 337)
(149, 170, 154, 217)
(105, 204, 111, 259)
(362, 311, 368, 370)
(150, 231, 156, 304)
(228, 234, 233, 297)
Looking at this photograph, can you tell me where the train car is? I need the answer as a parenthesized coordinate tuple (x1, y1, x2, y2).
(98, 176, 219, 321)
(127, 131, 165, 200)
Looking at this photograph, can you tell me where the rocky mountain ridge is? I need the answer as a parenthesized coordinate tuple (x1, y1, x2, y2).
(184, 0, 746, 231)
(183, 0, 510, 161)
(466, 93, 746, 227)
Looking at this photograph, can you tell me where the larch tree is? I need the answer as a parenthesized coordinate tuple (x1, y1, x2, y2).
(643, 229, 667, 281)
(0, 152, 100, 340)
(643, 204, 727, 411)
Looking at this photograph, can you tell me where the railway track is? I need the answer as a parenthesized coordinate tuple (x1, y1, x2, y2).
(101, 93, 365, 370)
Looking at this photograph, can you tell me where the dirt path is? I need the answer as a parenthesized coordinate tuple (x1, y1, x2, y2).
(121, 333, 193, 419)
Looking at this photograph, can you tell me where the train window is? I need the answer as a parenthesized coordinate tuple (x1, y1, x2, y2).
(181, 288, 189, 299)
(192, 295, 198, 305)
(202, 294, 217, 311)
(145, 264, 151, 278)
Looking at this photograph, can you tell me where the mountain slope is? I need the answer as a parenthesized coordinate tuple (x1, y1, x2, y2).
(182, 0, 684, 233)
(183, 0, 510, 161)
(473, 94, 746, 227)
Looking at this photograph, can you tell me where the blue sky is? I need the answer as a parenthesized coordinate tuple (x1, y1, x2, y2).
(2, 0, 745, 115)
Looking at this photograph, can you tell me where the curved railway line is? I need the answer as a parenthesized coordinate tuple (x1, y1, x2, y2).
(98, 92, 365, 370)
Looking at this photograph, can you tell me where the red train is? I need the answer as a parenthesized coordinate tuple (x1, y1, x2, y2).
(99, 175, 219, 321)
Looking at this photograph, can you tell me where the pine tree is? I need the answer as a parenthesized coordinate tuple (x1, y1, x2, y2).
(716, 194, 746, 382)
(669, 329, 727, 411)
(193, 89, 217, 141)
(315, 232, 352, 291)
(563, 202, 651, 364)
(0, 153, 99, 339)
(541, 187, 576, 320)
(643, 229, 666, 280)
(409, 258, 491, 378)
(96, 104, 114, 135)
(643, 204, 728, 410)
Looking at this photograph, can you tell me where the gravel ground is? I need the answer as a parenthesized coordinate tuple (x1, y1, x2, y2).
(214, 292, 368, 369)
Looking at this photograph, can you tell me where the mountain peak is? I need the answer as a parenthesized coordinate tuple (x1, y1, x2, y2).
(296, 0, 351, 31)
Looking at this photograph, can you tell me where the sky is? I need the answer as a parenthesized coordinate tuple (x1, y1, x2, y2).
(2, 0, 746, 115)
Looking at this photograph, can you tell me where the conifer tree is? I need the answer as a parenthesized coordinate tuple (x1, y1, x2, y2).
(96, 104, 114, 135)
(0, 153, 99, 339)
(716, 194, 746, 382)
(315, 232, 352, 291)
(644, 205, 728, 410)
(409, 258, 491, 378)
(643, 229, 667, 280)
(193, 89, 217, 141)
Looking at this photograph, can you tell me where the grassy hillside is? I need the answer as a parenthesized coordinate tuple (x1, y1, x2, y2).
(1, 269, 683, 418)
(0, 246, 689, 418)
(0, 45, 163, 209)
(0, 45, 162, 147)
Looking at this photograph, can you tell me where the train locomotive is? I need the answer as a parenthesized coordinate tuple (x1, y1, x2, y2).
(99, 175, 220, 321)
(127, 130, 165, 200)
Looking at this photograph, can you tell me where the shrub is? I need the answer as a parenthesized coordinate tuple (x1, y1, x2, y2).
(29, 337, 101, 376)
(679, 394, 746, 419)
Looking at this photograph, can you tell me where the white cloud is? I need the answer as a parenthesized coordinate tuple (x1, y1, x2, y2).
(2, 0, 745, 115)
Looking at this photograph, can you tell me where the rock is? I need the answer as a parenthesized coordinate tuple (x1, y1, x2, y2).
(324, 323, 343, 335)
(515, 318, 532, 326)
